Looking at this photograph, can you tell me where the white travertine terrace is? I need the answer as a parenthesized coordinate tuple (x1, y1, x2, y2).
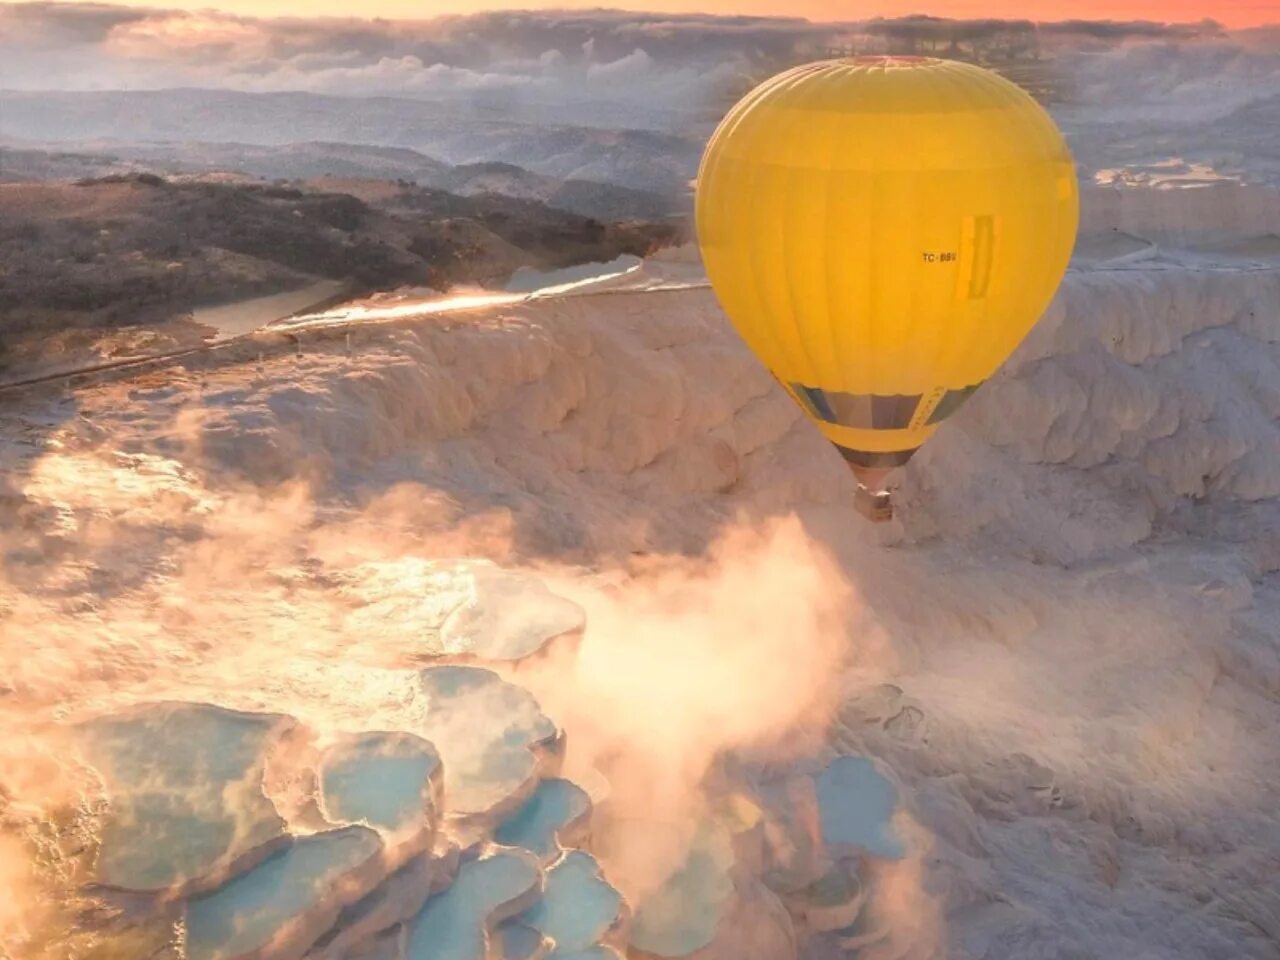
(0, 183, 1277, 960)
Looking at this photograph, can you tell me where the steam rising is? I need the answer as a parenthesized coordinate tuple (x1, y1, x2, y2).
(523, 518, 855, 900)
(0, 421, 881, 954)
(2, 187, 1278, 956)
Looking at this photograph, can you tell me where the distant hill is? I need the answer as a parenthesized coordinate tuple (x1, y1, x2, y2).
(0, 89, 702, 197)
(434, 161, 682, 221)
(0, 139, 685, 221)
(0, 173, 683, 375)
(0, 145, 134, 183)
(99, 140, 453, 183)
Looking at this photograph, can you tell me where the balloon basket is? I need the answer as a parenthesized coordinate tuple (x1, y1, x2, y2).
(854, 483, 894, 523)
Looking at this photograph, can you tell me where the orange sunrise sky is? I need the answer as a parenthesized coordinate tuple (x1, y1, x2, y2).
(42, 0, 1280, 30)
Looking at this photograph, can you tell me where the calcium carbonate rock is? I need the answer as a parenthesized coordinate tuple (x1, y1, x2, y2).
(745, 759, 908, 957)
(319, 732, 442, 838)
(306, 848, 459, 960)
(438, 564, 586, 662)
(696, 879, 796, 960)
(185, 826, 385, 960)
(626, 821, 736, 958)
(494, 779, 591, 862)
(753, 775, 825, 896)
(631, 854, 795, 960)
(516, 851, 623, 957)
(416, 666, 560, 819)
(344, 560, 584, 664)
(402, 847, 543, 960)
(784, 861, 866, 933)
(4, 196, 1274, 960)
(338, 560, 481, 651)
(815, 758, 905, 862)
(495, 920, 549, 960)
(77, 702, 293, 895)
(827, 891, 894, 955)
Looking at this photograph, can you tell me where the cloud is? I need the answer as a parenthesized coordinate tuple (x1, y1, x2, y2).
(586, 48, 654, 81)
(230, 55, 543, 95)
(1058, 37, 1280, 123)
(0, 0, 152, 46)
(0, 3, 802, 131)
(0, 3, 812, 91)
(0, 3, 1274, 135)
(1038, 18, 1226, 40)
(103, 10, 274, 61)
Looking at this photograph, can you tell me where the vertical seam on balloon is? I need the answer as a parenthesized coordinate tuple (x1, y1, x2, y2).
(864, 67, 885, 398)
(891, 65, 925, 396)
(703, 99, 773, 369)
(926, 61, 971, 396)
(935, 62, 974, 392)
(818, 64, 847, 394)
(999, 72, 1070, 385)
(770, 65, 832, 386)
(987, 68, 1040, 384)
(1026, 94, 1075, 356)
(702, 69, 801, 384)
(740, 69, 810, 386)
(777, 66, 830, 392)
(947, 62, 983, 391)
(957, 62, 996, 388)
(950, 64, 1015, 390)
(994, 95, 1045, 384)
(807, 63, 848, 392)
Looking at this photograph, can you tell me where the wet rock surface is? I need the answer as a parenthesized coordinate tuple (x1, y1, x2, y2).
(814, 758, 905, 862)
(77, 702, 294, 895)
(48, 585, 915, 960)
(415, 665, 561, 820)
(319, 732, 442, 837)
(5, 223, 1277, 960)
(185, 826, 385, 960)
(401, 848, 543, 960)
(517, 851, 623, 957)
(495, 779, 592, 862)
(438, 565, 586, 662)
(624, 820, 736, 959)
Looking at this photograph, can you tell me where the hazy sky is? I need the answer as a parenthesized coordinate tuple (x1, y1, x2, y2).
(16, 0, 1278, 28)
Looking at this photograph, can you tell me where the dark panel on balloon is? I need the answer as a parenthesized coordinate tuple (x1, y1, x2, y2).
(828, 392, 875, 429)
(832, 444, 919, 468)
(871, 393, 923, 429)
(926, 383, 982, 425)
(790, 383, 922, 430)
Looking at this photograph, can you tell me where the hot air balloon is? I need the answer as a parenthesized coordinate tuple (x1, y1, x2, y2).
(696, 56, 1078, 520)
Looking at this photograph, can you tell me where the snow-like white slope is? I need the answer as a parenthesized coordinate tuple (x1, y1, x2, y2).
(1080, 181, 1280, 245)
(0, 195, 1277, 960)
(1053, 36, 1280, 190)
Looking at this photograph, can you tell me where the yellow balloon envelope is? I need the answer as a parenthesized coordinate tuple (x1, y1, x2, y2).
(696, 56, 1078, 498)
